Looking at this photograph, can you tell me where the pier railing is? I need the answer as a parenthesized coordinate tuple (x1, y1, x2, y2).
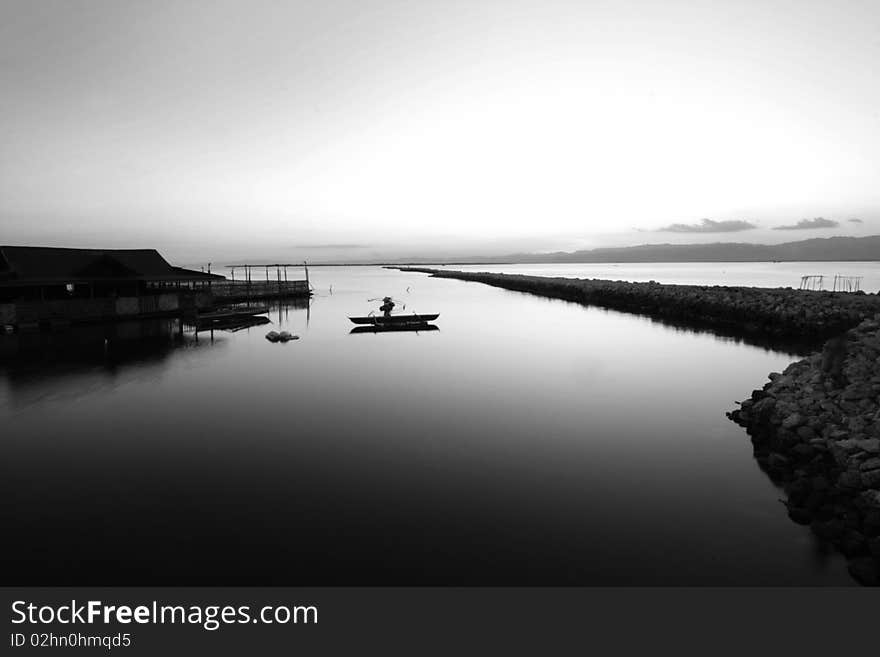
(799, 274, 864, 292)
(211, 280, 310, 301)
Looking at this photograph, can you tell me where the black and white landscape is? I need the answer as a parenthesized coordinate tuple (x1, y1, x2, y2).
(1, 1, 879, 587)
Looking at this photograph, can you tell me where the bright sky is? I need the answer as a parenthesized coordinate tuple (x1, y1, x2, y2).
(1, 0, 879, 262)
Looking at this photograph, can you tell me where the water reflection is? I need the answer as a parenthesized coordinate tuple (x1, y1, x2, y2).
(491, 288, 820, 356)
(0, 268, 853, 585)
(0, 320, 193, 410)
(0, 299, 312, 409)
(350, 324, 439, 334)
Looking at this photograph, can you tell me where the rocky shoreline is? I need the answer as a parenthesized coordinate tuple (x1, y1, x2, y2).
(728, 317, 880, 585)
(398, 267, 880, 585)
(395, 268, 880, 341)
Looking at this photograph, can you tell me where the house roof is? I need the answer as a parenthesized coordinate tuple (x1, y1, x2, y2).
(0, 246, 225, 286)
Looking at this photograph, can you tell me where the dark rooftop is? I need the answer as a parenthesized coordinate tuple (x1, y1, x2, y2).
(0, 246, 225, 286)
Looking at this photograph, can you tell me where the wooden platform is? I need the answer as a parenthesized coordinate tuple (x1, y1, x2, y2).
(212, 280, 311, 302)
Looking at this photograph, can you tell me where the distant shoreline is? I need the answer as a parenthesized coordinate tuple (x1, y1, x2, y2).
(301, 258, 880, 267)
(302, 235, 880, 266)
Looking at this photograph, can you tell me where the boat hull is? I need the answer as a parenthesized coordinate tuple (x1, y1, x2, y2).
(350, 324, 438, 334)
(348, 313, 439, 325)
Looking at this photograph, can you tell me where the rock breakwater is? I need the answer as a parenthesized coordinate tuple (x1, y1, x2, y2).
(728, 316, 880, 585)
(396, 268, 880, 340)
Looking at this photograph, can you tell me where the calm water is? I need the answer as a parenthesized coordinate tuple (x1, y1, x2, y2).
(0, 266, 854, 584)
(453, 260, 880, 291)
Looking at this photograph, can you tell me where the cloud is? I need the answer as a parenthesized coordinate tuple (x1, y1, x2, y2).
(773, 217, 839, 230)
(848, 218, 863, 224)
(654, 218, 757, 233)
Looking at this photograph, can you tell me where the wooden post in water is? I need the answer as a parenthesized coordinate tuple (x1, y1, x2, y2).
(800, 274, 824, 291)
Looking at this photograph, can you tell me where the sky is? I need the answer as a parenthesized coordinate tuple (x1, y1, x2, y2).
(1, 0, 879, 263)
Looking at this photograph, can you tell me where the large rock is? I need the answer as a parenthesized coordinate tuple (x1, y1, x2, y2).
(842, 385, 873, 401)
(860, 458, 880, 473)
(833, 439, 861, 453)
(781, 413, 805, 430)
(854, 438, 880, 454)
(796, 425, 817, 441)
(863, 471, 880, 489)
(838, 470, 863, 490)
(860, 490, 880, 509)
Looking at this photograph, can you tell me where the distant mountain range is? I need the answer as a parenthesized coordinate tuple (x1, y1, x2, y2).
(502, 235, 880, 263)
(385, 235, 880, 265)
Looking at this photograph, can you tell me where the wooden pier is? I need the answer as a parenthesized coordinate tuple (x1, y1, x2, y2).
(0, 248, 312, 332)
(216, 263, 312, 302)
(211, 279, 310, 302)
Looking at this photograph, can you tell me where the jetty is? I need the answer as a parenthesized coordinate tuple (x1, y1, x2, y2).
(729, 319, 880, 585)
(215, 263, 311, 302)
(394, 267, 880, 341)
(399, 266, 880, 585)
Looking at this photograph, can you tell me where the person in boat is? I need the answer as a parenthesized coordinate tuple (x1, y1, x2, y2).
(379, 296, 395, 317)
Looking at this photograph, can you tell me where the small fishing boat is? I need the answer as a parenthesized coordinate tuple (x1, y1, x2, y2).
(210, 315, 271, 332)
(198, 306, 269, 322)
(348, 313, 439, 325)
(194, 306, 271, 333)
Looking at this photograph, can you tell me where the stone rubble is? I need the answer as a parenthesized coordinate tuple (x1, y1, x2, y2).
(398, 268, 880, 340)
(729, 316, 880, 585)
